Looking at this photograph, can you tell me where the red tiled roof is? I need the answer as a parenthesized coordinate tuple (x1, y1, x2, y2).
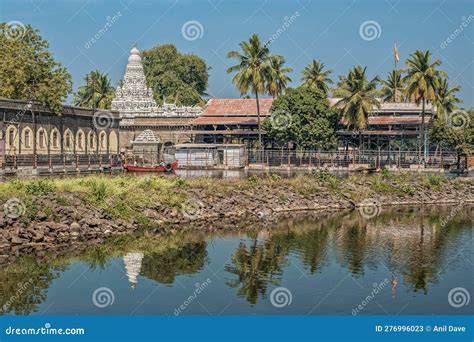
(192, 98, 432, 127)
(368, 116, 432, 125)
(202, 98, 273, 116)
(192, 116, 261, 125)
(192, 99, 274, 126)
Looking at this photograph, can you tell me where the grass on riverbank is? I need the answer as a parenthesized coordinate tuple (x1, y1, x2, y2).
(0, 171, 470, 225)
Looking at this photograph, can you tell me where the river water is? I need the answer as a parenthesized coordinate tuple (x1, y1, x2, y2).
(1, 206, 472, 316)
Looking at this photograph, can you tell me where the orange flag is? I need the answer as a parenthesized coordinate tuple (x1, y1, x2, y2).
(394, 43, 400, 63)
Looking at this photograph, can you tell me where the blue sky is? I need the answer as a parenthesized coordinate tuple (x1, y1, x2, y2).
(1, 0, 473, 106)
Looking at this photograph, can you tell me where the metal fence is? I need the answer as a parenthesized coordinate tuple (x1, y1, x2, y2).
(0, 149, 463, 171)
(1, 153, 122, 170)
(247, 149, 460, 170)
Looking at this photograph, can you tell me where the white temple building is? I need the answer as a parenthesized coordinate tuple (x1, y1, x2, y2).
(111, 46, 202, 118)
(123, 252, 144, 289)
(113, 46, 202, 150)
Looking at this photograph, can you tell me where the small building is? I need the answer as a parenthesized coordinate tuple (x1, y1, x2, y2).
(174, 143, 246, 169)
(130, 129, 162, 165)
(190, 99, 274, 147)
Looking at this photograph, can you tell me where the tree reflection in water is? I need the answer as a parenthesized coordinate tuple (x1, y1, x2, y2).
(140, 242, 208, 284)
(0, 257, 65, 315)
(225, 206, 472, 304)
(0, 205, 471, 311)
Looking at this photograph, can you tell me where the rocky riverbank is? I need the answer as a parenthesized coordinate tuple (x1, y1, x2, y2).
(0, 172, 472, 265)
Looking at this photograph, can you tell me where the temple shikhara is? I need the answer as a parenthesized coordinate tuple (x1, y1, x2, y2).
(113, 46, 202, 151)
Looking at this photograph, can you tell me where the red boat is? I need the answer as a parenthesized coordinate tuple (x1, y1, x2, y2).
(124, 161, 178, 173)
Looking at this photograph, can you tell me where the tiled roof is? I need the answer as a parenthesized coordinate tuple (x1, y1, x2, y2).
(192, 98, 432, 126)
(368, 116, 432, 125)
(192, 98, 274, 126)
(192, 116, 262, 125)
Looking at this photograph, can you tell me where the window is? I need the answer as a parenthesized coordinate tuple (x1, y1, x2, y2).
(65, 132, 71, 148)
(24, 130, 31, 148)
(78, 132, 83, 149)
(39, 131, 45, 148)
(53, 131, 58, 148)
(89, 133, 94, 148)
(100, 133, 105, 149)
(8, 129, 14, 147)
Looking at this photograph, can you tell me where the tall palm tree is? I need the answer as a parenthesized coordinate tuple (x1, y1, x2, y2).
(336, 66, 380, 133)
(266, 55, 292, 98)
(301, 59, 333, 95)
(403, 50, 446, 162)
(434, 78, 461, 120)
(381, 70, 404, 102)
(227, 34, 272, 149)
(74, 70, 115, 109)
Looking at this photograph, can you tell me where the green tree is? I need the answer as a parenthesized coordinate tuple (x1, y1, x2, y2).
(403, 50, 446, 161)
(381, 70, 404, 102)
(429, 110, 473, 168)
(141, 242, 208, 284)
(227, 34, 272, 148)
(434, 78, 461, 120)
(336, 66, 380, 131)
(266, 55, 293, 98)
(73, 70, 115, 109)
(141, 44, 209, 106)
(301, 59, 333, 95)
(263, 86, 341, 149)
(0, 23, 72, 113)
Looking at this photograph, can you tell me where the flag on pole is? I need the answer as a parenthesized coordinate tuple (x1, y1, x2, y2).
(394, 43, 400, 63)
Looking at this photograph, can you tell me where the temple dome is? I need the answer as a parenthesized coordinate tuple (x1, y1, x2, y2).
(128, 46, 141, 63)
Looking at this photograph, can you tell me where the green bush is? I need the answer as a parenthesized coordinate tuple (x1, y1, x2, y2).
(424, 174, 444, 191)
(248, 175, 260, 185)
(25, 180, 54, 197)
(399, 184, 416, 196)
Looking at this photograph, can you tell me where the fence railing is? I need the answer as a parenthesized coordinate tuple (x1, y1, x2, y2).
(247, 149, 460, 169)
(1, 153, 122, 170)
(0, 149, 463, 171)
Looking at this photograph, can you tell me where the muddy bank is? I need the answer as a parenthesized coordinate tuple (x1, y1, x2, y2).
(0, 173, 472, 265)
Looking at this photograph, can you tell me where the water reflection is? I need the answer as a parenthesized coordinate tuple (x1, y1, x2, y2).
(0, 205, 472, 315)
(140, 242, 208, 284)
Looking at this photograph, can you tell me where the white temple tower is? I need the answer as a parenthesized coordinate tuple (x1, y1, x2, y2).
(111, 46, 157, 117)
(123, 252, 144, 289)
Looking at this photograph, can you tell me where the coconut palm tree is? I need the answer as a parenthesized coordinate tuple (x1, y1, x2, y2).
(434, 78, 462, 120)
(301, 59, 333, 95)
(74, 70, 115, 109)
(403, 50, 446, 162)
(227, 34, 272, 149)
(336, 66, 380, 131)
(381, 70, 405, 102)
(266, 55, 293, 98)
